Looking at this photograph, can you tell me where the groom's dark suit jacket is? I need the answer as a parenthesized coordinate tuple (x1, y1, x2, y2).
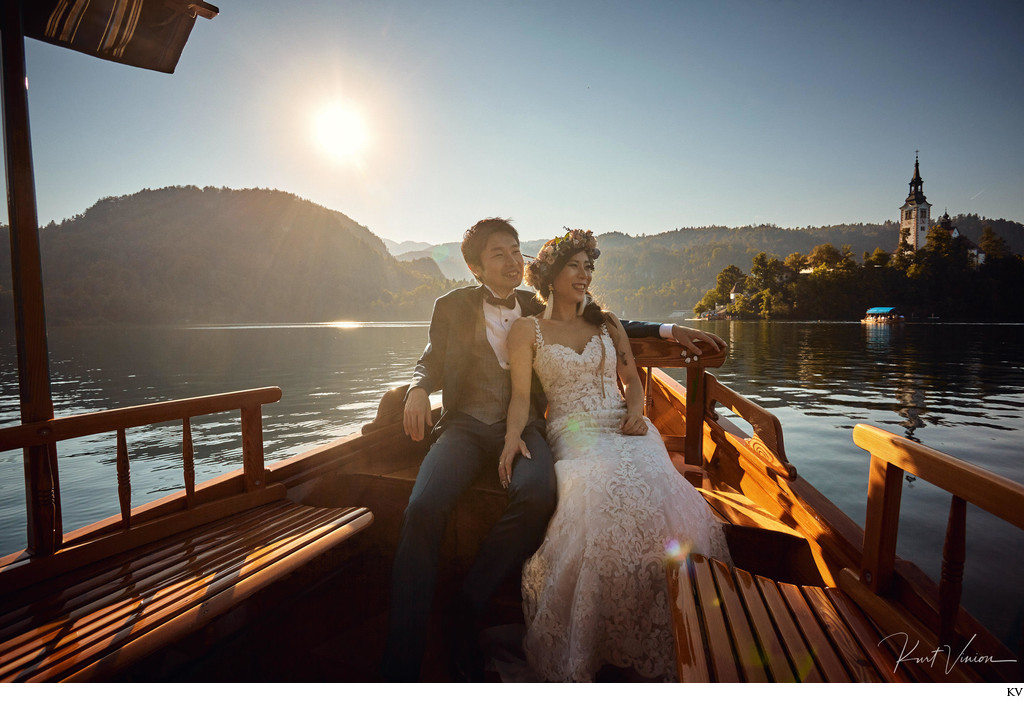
(410, 285, 662, 437)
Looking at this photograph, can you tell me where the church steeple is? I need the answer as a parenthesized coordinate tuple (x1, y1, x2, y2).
(905, 153, 927, 206)
(899, 152, 931, 251)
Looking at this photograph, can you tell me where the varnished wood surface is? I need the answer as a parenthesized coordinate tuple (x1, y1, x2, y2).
(852, 423, 1023, 681)
(853, 423, 1024, 530)
(668, 555, 918, 683)
(0, 387, 283, 451)
(0, 501, 372, 682)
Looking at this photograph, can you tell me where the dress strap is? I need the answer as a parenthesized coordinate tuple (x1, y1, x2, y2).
(532, 316, 544, 347)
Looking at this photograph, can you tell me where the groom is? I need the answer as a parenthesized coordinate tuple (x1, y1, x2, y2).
(380, 217, 724, 682)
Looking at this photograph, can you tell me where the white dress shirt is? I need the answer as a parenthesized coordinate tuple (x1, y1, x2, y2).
(481, 285, 521, 369)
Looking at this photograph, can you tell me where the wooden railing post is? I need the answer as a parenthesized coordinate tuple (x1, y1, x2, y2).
(116, 428, 131, 528)
(240, 404, 266, 491)
(860, 456, 903, 594)
(684, 364, 707, 466)
(2, 0, 61, 556)
(182, 418, 195, 508)
(939, 495, 967, 646)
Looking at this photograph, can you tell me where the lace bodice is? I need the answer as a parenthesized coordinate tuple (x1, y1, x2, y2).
(531, 319, 624, 440)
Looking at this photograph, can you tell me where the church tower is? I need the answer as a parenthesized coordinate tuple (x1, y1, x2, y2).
(899, 154, 930, 251)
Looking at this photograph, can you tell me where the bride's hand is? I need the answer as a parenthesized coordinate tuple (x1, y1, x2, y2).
(498, 437, 532, 489)
(620, 412, 648, 436)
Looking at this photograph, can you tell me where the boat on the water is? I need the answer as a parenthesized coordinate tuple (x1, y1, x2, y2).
(862, 307, 905, 324)
(1, 1, 1022, 683)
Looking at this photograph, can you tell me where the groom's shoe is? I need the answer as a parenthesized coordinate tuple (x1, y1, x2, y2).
(445, 600, 484, 682)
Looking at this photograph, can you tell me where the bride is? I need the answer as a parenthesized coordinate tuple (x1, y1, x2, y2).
(499, 229, 731, 682)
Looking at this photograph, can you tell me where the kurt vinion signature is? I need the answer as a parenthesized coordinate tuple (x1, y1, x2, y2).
(880, 632, 1018, 675)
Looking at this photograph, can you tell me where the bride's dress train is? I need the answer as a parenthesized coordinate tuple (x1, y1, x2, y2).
(520, 319, 731, 682)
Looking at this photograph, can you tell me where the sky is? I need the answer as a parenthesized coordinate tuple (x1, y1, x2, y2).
(11, 0, 1024, 246)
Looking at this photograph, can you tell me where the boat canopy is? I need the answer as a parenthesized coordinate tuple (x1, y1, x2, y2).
(865, 307, 897, 314)
(23, 0, 218, 74)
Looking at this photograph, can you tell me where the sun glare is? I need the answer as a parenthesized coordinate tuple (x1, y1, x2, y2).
(313, 101, 370, 164)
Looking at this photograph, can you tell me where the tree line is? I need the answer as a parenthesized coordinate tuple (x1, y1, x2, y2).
(694, 226, 1024, 321)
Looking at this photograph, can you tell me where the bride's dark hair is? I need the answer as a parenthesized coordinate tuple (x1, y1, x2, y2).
(525, 229, 606, 326)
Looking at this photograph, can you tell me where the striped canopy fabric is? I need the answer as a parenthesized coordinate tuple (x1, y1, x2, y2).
(23, 0, 217, 74)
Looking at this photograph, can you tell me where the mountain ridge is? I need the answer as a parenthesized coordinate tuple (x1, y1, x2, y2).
(2, 186, 1020, 324)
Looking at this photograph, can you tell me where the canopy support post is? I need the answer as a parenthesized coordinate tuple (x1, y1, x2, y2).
(1, 0, 61, 556)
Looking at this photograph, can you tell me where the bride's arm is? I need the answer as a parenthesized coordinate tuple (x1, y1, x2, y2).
(498, 318, 535, 488)
(607, 313, 649, 436)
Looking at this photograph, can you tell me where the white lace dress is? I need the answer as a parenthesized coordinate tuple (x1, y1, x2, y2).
(521, 319, 731, 682)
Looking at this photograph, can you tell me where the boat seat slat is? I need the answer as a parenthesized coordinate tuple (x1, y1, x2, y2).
(731, 567, 797, 682)
(666, 562, 711, 682)
(0, 500, 373, 682)
(669, 555, 933, 683)
(709, 558, 769, 681)
(754, 574, 824, 682)
(822, 587, 915, 683)
(689, 555, 742, 682)
(801, 585, 882, 682)
(777, 581, 851, 681)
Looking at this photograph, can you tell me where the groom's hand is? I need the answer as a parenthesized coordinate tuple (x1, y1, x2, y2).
(669, 325, 726, 356)
(404, 387, 433, 441)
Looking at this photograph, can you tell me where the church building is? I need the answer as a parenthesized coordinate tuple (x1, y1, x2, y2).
(899, 154, 930, 251)
(896, 156, 985, 266)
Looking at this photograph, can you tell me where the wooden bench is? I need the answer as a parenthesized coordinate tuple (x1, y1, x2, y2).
(0, 388, 374, 681)
(667, 424, 1024, 683)
(0, 496, 371, 681)
(668, 553, 913, 682)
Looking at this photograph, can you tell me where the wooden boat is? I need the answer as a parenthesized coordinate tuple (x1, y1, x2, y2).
(862, 307, 905, 324)
(1, 2, 1022, 683)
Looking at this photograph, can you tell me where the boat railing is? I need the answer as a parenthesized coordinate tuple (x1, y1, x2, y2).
(0, 386, 282, 557)
(630, 336, 727, 467)
(703, 375, 796, 480)
(850, 423, 1024, 649)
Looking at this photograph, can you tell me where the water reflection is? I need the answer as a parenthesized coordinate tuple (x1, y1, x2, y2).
(0, 324, 431, 554)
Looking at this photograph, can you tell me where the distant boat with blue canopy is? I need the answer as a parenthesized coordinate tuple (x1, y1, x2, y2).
(862, 306, 904, 324)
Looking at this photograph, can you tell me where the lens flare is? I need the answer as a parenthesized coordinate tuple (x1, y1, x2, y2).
(664, 538, 693, 563)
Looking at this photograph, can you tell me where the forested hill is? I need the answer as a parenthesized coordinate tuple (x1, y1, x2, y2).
(2, 188, 1021, 326)
(395, 218, 1023, 319)
(591, 223, 905, 318)
(0, 187, 452, 325)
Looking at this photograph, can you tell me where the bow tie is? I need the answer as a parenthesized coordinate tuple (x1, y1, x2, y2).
(485, 293, 517, 309)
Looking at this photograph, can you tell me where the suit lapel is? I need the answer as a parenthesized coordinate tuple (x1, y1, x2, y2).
(518, 289, 542, 317)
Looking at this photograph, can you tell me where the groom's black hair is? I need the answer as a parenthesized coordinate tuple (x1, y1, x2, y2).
(461, 217, 520, 276)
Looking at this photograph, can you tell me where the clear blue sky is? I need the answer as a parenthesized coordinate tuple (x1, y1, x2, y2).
(13, 0, 1024, 245)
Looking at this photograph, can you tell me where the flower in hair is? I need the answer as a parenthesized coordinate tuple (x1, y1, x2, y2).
(525, 227, 601, 289)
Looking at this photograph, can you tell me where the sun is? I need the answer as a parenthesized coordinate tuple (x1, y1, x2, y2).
(313, 100, 370, 164)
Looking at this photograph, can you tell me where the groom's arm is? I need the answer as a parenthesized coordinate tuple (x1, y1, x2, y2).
(619, 319, 726, 357)
(405, 296, 451, 440)
(409, 296, 451, 396)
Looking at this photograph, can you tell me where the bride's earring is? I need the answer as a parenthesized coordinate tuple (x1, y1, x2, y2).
(577, 293, 589, 317)
(543, 287, 554, 320)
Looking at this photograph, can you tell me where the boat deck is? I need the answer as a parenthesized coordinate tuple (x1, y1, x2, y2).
(115, 442, 815, 682)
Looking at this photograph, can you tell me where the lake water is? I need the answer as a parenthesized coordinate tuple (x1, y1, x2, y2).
(1, 321, 1022, 647)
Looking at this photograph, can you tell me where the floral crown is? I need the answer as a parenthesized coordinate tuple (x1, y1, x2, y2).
(525, 228, 600, 289)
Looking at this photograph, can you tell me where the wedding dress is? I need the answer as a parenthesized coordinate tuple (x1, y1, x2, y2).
(520, 318, 731, 682)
